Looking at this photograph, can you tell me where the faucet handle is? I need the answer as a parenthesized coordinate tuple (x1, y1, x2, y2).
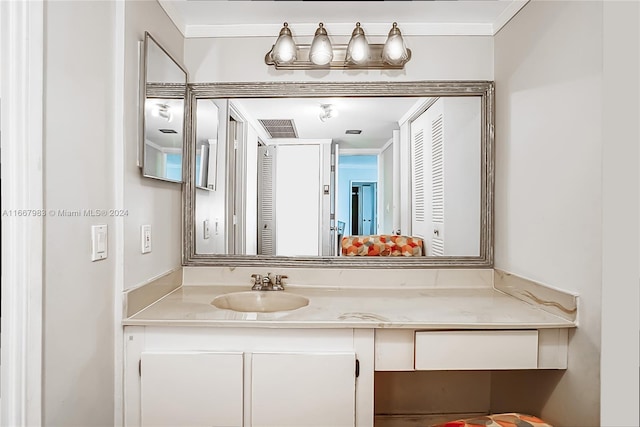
(273, 274, 288, 290)
(251, 274, 264, 290)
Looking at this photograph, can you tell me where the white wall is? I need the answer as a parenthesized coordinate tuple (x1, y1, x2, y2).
(185, 35, 493, 83)
(600, 2, 639, 425)
(493, 1, 629, 425)
(40, 1, 187, 425)
(442, 97, 481, 255)
(123, 0, 184, 289)
(43, 2, 116, 424)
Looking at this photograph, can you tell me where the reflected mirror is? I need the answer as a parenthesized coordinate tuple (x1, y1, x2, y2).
(185, 82, 494, 268)
(141, 32, 187, 183)
(195, 100, 219, 190)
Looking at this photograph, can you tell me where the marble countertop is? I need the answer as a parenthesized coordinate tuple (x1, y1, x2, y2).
(124, 285, 576, 329)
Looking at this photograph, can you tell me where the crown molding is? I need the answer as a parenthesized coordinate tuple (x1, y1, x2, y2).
(184, 22, 496, 39)
(157, 0, 187, 37)
(156, 0, 531, 39)
(492, 0, 529, 35)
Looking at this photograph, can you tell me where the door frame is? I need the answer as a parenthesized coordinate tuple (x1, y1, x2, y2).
(349, 181, 377, 235)
(1, 0, 45, 424)
(227, 105, 248, 255)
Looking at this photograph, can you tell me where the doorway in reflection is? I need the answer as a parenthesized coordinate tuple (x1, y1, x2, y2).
(257, 143, 327, 257)
(351, 182, 377, 236)
(338, 155, 381, 237)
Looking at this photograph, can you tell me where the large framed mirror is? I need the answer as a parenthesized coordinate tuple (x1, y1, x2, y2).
(140, 32, 188, 183)
(184, 81, 494, 268)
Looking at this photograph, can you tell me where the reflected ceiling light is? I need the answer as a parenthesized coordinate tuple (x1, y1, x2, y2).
(152, 103, 173, 122)
(345, 22, 369, 65)
(265, 22, 411, 70)
(271, 22, 297, 65)
(382, 22, 410, 66)
(319, 104, 338, 122)
(309, 23, 333, 66)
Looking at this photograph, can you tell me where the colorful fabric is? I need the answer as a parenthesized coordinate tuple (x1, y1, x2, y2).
(341, 235, 424, 256)
(432, 413, 552, 427)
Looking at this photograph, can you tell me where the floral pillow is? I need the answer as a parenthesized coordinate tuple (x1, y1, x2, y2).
(432, 413, 552, 427)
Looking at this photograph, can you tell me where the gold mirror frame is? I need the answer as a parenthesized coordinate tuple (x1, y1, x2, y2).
(183, 81, 494, 268)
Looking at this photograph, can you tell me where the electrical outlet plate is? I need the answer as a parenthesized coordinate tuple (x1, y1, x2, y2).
(203, 219, 210, 239)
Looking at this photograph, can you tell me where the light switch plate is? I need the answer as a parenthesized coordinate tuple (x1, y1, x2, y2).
(141, 224, 152, 254)
(91, 224, 108, 261)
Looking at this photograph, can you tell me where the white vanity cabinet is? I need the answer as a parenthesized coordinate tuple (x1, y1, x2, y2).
(251, 352, 356, 426)
(140, 351, 244, 427)
(124, 327, 374, 427)
(374, 328, 569, 371)
(124, 325, 569, 426)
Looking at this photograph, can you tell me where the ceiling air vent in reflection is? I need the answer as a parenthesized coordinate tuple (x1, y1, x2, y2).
(345, 129, 362, 135)
(258, 119, 298, 139)
(158, 129, 178, 134)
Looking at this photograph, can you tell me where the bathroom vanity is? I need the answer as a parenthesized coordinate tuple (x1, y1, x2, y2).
(126, 73, 578, 426)
(122, 268, 576, 427)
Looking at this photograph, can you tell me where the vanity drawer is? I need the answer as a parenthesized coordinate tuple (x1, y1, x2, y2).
(414, 330, 539, 370)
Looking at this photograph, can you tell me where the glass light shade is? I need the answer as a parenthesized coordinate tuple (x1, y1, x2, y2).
(346, 22, 369, 65)
(382, 23, 409, 65)
(272, 22, 297, 65)
(309, 23, 333, 66)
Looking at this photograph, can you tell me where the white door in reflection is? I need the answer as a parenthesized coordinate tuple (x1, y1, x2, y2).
(277, 144, 321, 256)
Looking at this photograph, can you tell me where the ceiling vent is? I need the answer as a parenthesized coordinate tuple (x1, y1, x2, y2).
(158, 129, 178, 134)
(259, 119, 298, 139)
(345, 129, 362, 135)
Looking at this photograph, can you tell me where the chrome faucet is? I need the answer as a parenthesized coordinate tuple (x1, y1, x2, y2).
(250, 273, 288, 291)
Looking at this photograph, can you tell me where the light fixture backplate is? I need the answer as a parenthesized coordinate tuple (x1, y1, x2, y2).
(265, 44, 411, 70)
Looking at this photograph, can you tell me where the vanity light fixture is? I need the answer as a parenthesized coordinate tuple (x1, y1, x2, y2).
(265, 22, 411, 70)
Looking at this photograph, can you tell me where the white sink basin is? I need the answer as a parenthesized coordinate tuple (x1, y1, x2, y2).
(211, 291, 309, 313)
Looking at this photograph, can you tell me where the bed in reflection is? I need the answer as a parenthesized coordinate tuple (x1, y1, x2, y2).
(341, 235, 425, 257)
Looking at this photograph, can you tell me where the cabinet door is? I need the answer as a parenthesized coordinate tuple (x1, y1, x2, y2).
(140, 351, 243, 427)
(251, 352, 356, 427)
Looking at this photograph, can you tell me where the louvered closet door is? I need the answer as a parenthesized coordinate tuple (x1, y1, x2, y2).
(411, 98, 446, 256)
(411, 119, 428, 241)
(258, 145, 276, 255)
(430, 102, 445, 256)
(411, 104, 436, 254)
